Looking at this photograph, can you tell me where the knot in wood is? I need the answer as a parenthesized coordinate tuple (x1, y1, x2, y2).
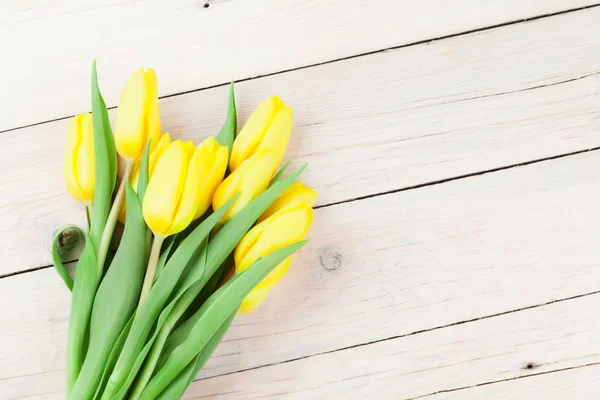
(318, 246, 342, 271)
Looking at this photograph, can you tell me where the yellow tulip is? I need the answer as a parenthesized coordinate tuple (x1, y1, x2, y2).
(143, 138, 228, 237)
(229, 96, 293, 172)
(64, 114, 95, 204)
(131, 132, 171, 190)
(114, 68, 160, 162)
(118, 133, 171, 223)
(258, 182, 318, 223)
(234, 203, 313, 313)
(213, 150, 277, 222)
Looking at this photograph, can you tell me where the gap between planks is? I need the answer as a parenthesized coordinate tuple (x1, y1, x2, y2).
(190, 288, 600, 385)
(5, 140, 600, 282)
(1, 2, 599, 136)
(407, 361, 600, 400)
(180, 289, 600, 399)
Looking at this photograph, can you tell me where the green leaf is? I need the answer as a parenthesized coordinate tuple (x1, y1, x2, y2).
(137, 141, 152, 202)
(154, 266, 226, 372)
(129, 242, 211, 399)
(153, 355, 199, 400)
(66, 232, 98, 394)
(183, 254, 223, 324)
(52, 225, 86, 291)
(101, 197, 237, 399)
(93, 315, 134, 400)
(69, 183, 150, 400)
(154, 311, 237, 400)
(216, 82, 237, 155)
(65, 60, 117, 397)
(139, 240, 309, 399)
(99, 92, 117, 194)
(186, 309, 237, 379)
(89, 60, 117, 253)
(154, 236, 174, 282)
(269, 160, 291, 187)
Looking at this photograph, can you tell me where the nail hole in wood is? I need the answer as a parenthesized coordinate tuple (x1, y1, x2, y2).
(523, 362, 538, 370)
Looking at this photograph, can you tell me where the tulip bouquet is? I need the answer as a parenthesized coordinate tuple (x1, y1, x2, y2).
(52, 62, 316, 400)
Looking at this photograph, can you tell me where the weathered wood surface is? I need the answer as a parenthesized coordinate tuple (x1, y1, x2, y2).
(2, 150, 600, 399)
(0, 0, 595, 131)
(182, 294, 600, 399)
(2, 2, 600, 400)
(424, 364, 600, 400)
(3, 7, 600, 275)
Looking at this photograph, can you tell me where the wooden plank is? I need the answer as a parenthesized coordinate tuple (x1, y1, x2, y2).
(0, 0, 596, 131)
(180, 294, 600, 399)
(3, 7, 600, 275)
(424, 365, 600, 400)
(0, 8, 600, 275)
(2, 150, 600, 399)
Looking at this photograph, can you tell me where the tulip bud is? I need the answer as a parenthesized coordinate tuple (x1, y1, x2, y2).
(258, 182, 317, 223)
(234, 203, 313, 313)
(64, 114, 95, 204)
(114, 68, 160, 162)
(213, 150, 277, 223)
(230, 96, 293, 172)
(143, 138, 228, 237)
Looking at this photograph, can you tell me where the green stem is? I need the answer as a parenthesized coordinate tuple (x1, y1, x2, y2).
(96, 162, 132, 277)
(85, 203, 93, 231)
(139, 235, 165, 306)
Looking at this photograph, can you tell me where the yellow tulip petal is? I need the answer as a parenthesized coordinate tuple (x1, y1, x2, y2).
(143, 140, 188, 236)
(149, 133, 171, 176)
(221, 151, 277, 222)
(115, 68, 147, 160)
(239, 258, 291, 314)
(234, 220, 270, 272)
(258, 182, 318, 222)
(212, 169, 243, 215)
(144, 68, 161, 145)
(168, 146, 203, 235)
(77, 114, 95, 202)
(214, 149, 259, 216)
(63, 115, 86, 202)
(255, 105, 293, 172)
(241, 204, 313, 270)
(230, 97, 283, 171)
(193, 138, 228, 219)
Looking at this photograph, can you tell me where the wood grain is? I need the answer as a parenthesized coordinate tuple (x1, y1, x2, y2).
(3, 8, 600, 275)
(0, 0, 597, 131)
(423, 364, 600, 400)
(2, 150, 600, 399)
(181, 294, 600, 399)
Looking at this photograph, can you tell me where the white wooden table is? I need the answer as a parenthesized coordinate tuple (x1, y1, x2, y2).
(2, 1, 600, 399)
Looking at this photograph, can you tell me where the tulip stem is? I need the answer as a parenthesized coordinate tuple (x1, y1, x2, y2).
(96, 162, 133, 277)
(85, 203, 93, 230)
(139, 234, 165, 306)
